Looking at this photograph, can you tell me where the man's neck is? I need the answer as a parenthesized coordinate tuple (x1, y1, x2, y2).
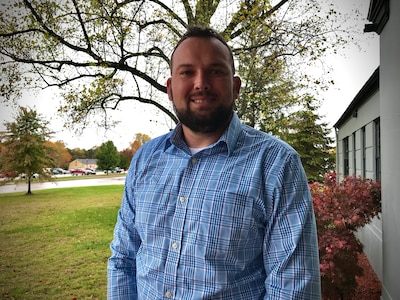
(182, 125, 226, 148)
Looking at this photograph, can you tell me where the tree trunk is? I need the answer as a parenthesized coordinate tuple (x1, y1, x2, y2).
(26, 179, 32, 195)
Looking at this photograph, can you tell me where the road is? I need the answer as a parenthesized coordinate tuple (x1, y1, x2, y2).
(0, 175, 126, 194)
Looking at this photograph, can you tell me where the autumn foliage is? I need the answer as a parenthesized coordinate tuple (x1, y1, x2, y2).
(44, 141, 72, 169)
(310, 172, 381, 299)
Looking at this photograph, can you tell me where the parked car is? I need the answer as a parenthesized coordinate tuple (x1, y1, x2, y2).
(85, 168, 96, 175)
(19, 173, 39, 179)
(52, 168, 63, 175)
(113, 167, 123, 173)
(104, 167, 124, 174)
(53, 168, 70, 175)
(0, 171, 17, 178)
(70, 168, 88, 175)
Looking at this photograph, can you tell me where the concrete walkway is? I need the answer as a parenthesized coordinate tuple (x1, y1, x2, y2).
(0, 176, 126, 194)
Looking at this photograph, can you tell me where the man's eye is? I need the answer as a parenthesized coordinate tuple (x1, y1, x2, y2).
(211, 69, 224, 75)
(180, 70, 193, 76)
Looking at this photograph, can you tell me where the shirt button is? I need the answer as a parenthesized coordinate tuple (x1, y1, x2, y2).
(172, 242, 179, 249)
(165, 291, 172, 298)
(191, 157, 198, 164)
(179, 196, 186, 203)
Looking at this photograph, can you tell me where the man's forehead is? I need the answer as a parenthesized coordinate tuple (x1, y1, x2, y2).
(172, 37, 231, 62)
(170, 36, 235, 74)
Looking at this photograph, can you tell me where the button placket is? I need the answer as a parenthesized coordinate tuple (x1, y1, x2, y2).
(162, 156, 200, 298)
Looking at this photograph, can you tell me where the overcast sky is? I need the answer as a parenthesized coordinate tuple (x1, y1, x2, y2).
(0, 0, 379, 151)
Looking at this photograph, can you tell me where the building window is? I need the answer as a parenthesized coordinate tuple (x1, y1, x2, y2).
(343, 137, 349, 176)
(361, 126, 366, 178)
(352, 132, 357, 175)
(374, 118, 381, 181)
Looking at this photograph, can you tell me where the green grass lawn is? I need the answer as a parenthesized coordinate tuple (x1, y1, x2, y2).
(0, 185, 124, 299)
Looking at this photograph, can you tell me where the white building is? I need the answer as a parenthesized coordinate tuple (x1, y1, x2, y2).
(334, 67, 382, 280)
(334, 0, 400, 299)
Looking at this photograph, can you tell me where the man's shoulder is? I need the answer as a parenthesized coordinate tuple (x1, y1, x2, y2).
(138, 132, 171, 154)
(240, 123, 296, 153)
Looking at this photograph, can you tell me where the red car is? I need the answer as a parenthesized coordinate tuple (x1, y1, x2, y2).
(70, 168, 88, 175)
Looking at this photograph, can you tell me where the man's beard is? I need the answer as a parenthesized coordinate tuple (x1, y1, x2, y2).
(172, 100, 234, 134)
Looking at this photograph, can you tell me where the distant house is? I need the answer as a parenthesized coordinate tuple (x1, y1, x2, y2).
(68, 158, 98, 171)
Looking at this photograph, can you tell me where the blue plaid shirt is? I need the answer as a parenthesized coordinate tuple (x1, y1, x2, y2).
(108, 113, 321, 299)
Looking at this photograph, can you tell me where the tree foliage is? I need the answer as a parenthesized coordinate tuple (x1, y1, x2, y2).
(0, 106, 54, 194)
(45, 140, 72, 169)
(278, 96, 335, 182)
(95, 140, 119, 173)
(119, 133, 151, 169)
(0, 0, 352, 131)
(310, 172, 381, 299)
(67, 147, 97, 161)
(235, 11, 299, 131)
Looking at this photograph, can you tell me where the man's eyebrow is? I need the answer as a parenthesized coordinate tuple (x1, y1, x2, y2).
(175, 64, 194, 69)
(176, 62, 228, 69)
(209, 63, 229, 68)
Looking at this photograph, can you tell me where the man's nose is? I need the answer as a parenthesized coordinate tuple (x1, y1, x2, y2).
(194, 71, 210, 90)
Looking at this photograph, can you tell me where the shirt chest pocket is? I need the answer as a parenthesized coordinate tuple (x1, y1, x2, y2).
(187, 191, 265, 253)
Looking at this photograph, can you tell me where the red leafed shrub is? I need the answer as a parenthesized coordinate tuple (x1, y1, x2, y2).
(310, 172, 381, 299)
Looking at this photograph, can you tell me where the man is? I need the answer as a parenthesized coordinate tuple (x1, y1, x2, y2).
(108, 26, 321, 299)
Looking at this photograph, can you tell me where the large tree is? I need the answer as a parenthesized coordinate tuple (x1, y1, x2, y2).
(45, 140, 72, 169)
(278, 95, 336, 182)
(0, 0, 352, 131)
(236, 21, 300, 132)
(0, 106, 54, 194)
(95, 140, 120, 173)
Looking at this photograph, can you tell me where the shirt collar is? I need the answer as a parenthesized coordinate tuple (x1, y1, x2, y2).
(218, 112, 241, 156)
(166, 112, 241, 157)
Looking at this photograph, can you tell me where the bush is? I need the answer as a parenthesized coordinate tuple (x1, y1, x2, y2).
(310, 172, 381, 299)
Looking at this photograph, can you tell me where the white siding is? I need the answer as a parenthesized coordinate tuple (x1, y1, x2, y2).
(336, 89, 382, 280)
(380, 0, 400, 297)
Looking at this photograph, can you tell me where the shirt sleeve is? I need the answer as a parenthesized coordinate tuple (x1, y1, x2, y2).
(107, 169, 141, 300)
(263, 152, 321, 299)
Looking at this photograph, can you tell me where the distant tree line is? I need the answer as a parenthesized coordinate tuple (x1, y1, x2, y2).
(1, 106, 334, 188)
(0, 106, 151, 193)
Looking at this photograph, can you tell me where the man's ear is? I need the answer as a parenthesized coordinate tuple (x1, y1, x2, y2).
(233, 76, 241, 99)
(166, 78, 173, 101)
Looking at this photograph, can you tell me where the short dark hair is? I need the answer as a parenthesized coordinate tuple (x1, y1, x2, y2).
(170, 26, 235, 73)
